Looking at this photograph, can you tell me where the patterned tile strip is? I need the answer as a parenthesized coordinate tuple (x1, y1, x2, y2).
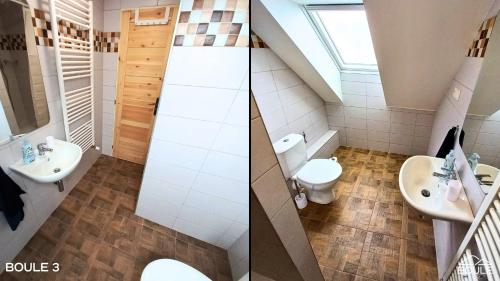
(250, 30, 268, 48)
(174, 0, 249, 47)
(467, 15, 496, 57)
(31, 8, 120, 52)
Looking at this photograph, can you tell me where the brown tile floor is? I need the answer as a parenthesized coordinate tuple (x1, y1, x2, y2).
(2, 155, 232, 281)
(299, 146, 438, 281)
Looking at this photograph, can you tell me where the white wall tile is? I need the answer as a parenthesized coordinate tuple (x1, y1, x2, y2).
(166, 47, 248, 89)
(148, 139, 209, 171)
(213, 125, 249, 157)
(250, 72, 276, 96)
(343, 94, 366, 107)
(138, 44, 248, 250)
(159, 85, 237, 122)
(201, 151, 249, 183)
(103, 70, 117, 86)
(183, 191, 246, 221)
(193, 173, 248, 205)
(324, 73, 434, 155)
(103, 10, 120, 31)
(153, 115, 221, 149)
(272, 69, 302, 90)
(225, 91, 249, 127)
(104, 0, 120, 10)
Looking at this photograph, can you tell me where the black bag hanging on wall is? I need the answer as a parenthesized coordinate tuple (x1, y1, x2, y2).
(0, 168, 26, 231)
(436, 126, 465, 158)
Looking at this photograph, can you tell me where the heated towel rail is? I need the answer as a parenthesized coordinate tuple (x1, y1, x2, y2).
(49, 0, 95, 153)
(444, 176, 500, 281)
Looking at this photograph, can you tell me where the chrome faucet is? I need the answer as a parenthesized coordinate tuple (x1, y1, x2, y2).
(433, 156, 456, 182)
(37, 143, 53, 156)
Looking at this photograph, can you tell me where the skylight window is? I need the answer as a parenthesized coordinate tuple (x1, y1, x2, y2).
(306, 5, 378, 71)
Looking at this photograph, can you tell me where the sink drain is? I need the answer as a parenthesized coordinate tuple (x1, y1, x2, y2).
(53, 168, 61, 173)
(421, 189, 430, 197)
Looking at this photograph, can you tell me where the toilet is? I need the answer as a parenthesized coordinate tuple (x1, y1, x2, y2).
(273, 134, 342, 204)
(141, 259, 211, 281)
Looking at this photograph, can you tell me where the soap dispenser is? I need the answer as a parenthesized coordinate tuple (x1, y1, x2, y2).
(22, 139, 35, 164)
(468, 153, 480, 171)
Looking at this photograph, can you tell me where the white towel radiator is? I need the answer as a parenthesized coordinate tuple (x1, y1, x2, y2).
(49, 0, 95, 153)
(444, 176, 500, 281)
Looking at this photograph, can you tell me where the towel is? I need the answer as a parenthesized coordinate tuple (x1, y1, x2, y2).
(0, 168, 26, 230)
(436, 127, 465, 158)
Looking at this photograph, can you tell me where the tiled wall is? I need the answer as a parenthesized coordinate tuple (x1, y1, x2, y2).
(135, 45, 249, 250)
(251, 94, 323, 280)
(462, 111, 500, 167)
(326, 72, 435, 155)
(228, 229, 249, 280)
(251, 46, 329, 149)
(0, 0, 103, 272)
(427, 2, 500, 277)
(174, 0, 249, 47)
(31, 8, 119, 53)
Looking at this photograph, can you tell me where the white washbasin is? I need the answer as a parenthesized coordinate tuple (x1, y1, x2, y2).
(399, 155, 474, 223)
(10, 139, 82, 183)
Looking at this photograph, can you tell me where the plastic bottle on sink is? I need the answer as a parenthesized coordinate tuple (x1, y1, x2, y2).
(446, 179, 462, 202)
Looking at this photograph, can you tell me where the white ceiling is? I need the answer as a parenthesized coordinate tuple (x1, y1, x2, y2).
(364, 0, 494, 110)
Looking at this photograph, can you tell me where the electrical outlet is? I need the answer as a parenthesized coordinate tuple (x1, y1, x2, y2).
(452, 87, 461, 101)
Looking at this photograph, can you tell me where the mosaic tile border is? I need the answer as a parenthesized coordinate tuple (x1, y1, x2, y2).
(174, 0, 249, 47)
(250, 30, 268, 48)
(94, 31, 120, 52)
(31, 8, 119, 52)
(0, 34, 27, 50)
(467, 15, 496, 57)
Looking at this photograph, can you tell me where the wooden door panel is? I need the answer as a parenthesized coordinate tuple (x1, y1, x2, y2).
(128, 24, 172, 48)
(125, 64, 164, 78)
(137, 7, 167, 20)
(121, 104, 154, 124)
(126, 48, 167, 65)
(113, 6, 178, 164)
(123, 76, 162, 101)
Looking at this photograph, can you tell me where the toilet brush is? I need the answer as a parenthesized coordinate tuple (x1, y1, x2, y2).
(293, 179, 308, 209)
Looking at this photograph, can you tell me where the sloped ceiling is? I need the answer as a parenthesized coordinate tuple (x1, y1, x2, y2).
(364, 0, 493, 110)
(251, 0, 343, 103)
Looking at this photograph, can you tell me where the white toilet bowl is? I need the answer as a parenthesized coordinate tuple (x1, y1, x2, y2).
(273, 134, 343, 205)
(294, 157, 342, 204)
(141, 259, 211, 281)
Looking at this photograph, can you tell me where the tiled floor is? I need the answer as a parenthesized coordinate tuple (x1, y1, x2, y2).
(2, 155, 232, 281)
(299, 146, 438, 281)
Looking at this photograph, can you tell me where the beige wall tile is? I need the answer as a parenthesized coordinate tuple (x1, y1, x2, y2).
(252, 165, 290, 219)
(251, 117, 278, 182)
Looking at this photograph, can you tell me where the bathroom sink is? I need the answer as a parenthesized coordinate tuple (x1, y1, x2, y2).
(10, 139, 82, 183)
(399, 156, 474, 223)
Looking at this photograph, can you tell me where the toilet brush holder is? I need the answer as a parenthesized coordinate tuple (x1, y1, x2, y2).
(295, 193, 308, 209)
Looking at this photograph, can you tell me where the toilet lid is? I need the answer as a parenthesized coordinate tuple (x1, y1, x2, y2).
(141, 259, 211, 281)
(296, 159, 342, 185)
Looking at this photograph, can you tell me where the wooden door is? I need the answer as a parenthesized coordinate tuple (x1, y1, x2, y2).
(113, 6, 178, 164)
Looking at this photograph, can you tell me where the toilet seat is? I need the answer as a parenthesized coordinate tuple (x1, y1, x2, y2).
(141, 259, 211, 281)
(296, 158, 342, 185)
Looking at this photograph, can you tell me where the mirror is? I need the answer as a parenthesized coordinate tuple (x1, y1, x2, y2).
(0, 0, 50, 145)
(463, 12, 500, 192)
